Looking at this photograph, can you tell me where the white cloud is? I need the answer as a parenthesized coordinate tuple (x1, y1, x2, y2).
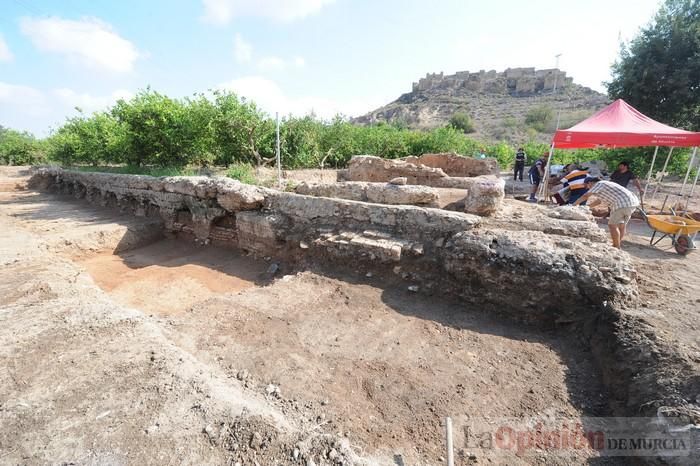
(53, 88, 133, 113)
(0, 82, 48, 116)
(293, 56, 305, 67)
(19, 16, 140, 73)
(256, 55, 305, 71)
(218, 76, 383, 119)
(0, 35, 13, 62)
(0, 83, 136, 135)
(202, 0, 335, 24)
(233, 33, 252, 63)
(257, 56, 286, 71)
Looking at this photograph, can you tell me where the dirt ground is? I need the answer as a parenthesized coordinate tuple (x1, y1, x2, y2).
(79, 242, 268, 315)
(1, 166, 698, 465)
(617, 219, 700, 361)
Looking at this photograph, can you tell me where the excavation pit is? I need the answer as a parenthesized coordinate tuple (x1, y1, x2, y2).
(2, 167, 697, 466)
(0, 197, 608, 464)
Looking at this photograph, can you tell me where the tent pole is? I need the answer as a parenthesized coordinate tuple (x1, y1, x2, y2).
(679, 146, 697, 197)
(684, 147, 699, 213)
(651, 147, 673, 202)
(643, 146, 659, 198)
(537, 143, 556, 203)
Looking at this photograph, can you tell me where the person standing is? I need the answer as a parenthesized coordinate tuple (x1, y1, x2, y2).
(610, 161, 643, 193)
(514, 147, 526, 181)
(574, 178, 640, 249)
(528, 152, 549, 202)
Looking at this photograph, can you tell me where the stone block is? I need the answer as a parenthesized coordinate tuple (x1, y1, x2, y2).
(462, 176, 505, 216)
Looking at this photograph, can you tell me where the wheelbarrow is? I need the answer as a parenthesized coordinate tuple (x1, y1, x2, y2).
(638, 209, 700, 255)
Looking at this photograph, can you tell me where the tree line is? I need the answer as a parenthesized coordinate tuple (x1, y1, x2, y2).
(0, 88, 560, 170)
(0, 88, 692, 178)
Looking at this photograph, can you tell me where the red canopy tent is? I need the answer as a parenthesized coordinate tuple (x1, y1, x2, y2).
(540, 99, 700, 211)
(552, 99, 700, 149)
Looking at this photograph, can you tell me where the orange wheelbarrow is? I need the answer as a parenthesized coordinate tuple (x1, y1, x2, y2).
(638, 209, 700, 255)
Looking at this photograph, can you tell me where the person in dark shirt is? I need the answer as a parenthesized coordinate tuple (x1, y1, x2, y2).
(610, 161, 643, 193)
(528, 152, 549, 201)
(513, 147, 526, 181)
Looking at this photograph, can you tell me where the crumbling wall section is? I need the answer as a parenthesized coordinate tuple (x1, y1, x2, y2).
(29, 168, 637, 318)
(339, 155, 506, 215)
(403, 152, 500, 177)
(340, 155, 499, 183)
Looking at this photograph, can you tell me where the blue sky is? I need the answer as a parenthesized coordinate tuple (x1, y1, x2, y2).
(0, 0, 661, 136)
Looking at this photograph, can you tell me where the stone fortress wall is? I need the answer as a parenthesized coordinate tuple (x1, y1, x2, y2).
(412, 67, 575, 96)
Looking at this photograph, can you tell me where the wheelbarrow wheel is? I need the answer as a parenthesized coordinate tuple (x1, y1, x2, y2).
(674, 234, 694, 256)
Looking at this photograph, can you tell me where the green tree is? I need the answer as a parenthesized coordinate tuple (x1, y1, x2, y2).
(210, 90, 275, 166)
(182, 94, 217, 166)
(0, 127, 46, 165)
(111, 89, 197, 167)
(48, 111, 126, 166)
(318, 117, 365, 167)
(279, 115, 323, 168)
(607, 0, 700, 130)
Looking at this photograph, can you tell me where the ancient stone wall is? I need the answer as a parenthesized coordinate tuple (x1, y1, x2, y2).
(294, 181, 439, 207)
(29, 168, 637, 318)
(340, 155, 499, 184)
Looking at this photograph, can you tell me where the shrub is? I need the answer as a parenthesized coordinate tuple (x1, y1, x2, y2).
(502, 117, 518, 128)
(525, 105, 555, 132)
(448, 112, 475, 133)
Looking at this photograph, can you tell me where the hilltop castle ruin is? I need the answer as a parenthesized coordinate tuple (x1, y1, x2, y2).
(412, 67, 573, 96)
(356, 66, 608, 142)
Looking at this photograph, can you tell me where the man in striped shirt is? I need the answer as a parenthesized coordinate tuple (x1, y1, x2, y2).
(559, 164, 589, 204)
(574, 177, 640, 249)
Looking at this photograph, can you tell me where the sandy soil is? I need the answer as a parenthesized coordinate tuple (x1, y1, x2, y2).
(79, 241, 268, 315)
(253, 166, 340, 186)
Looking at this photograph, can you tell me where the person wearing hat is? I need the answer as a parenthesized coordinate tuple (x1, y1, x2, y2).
(574, 177, 640, 249)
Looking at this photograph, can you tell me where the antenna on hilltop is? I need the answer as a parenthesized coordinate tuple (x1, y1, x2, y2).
(553, 53, 563, 93)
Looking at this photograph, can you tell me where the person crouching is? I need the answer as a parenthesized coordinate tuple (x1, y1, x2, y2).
(574, 177, 640, 249)
(561, 164, 590, 204)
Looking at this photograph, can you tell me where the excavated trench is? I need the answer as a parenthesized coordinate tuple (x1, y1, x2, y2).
(3, 168, 697, 465)
(54, 221, 616, 465)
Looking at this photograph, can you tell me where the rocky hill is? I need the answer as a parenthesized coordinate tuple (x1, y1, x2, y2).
(355, 67, 609, 143)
